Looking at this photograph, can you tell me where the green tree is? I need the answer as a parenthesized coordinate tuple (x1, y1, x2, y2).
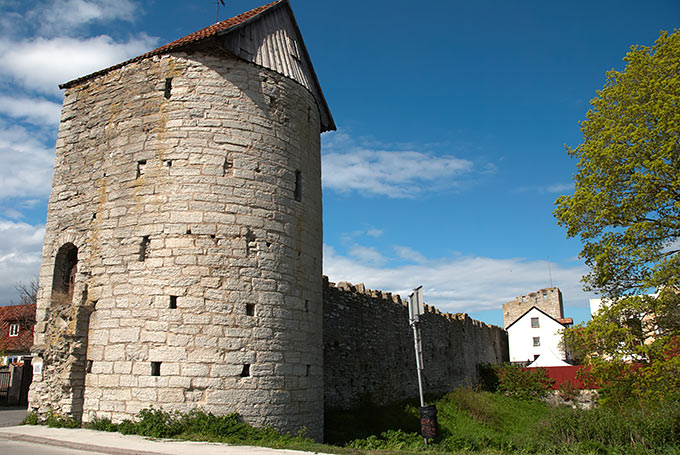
(554, 30, 680, 298)
(556, 30, 680, 406)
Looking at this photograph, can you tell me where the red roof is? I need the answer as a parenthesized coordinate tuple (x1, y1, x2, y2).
(0, 304, 36, 354)
(60, 0, 284, 89)
(557, 318, 574, 325)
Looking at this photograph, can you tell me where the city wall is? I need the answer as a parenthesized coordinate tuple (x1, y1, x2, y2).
(323, 278, 509, 409)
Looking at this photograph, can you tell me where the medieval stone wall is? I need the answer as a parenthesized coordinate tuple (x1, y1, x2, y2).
(502, 287, 563, 328)
(29, 42, 324, 440)
(323, 278, 508, 409)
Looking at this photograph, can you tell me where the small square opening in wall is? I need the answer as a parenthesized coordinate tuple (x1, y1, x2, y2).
(246, 303, 255, 316)
(169, 296, 177, 309)
(151, 361, 161, 376)
(240, 364, 250, 377)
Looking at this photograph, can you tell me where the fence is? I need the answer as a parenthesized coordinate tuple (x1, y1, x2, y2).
(0, 370, 10, 402)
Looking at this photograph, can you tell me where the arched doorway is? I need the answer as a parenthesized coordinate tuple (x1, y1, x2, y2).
(52, 243, 78, 299)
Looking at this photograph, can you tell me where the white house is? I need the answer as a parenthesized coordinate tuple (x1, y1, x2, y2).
(506, 306, 572, 365)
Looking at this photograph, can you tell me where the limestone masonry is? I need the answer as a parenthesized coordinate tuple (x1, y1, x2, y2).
(502, 287, 564, 328)
(323, 278, 508, 408)
(28, 0, 507, 441)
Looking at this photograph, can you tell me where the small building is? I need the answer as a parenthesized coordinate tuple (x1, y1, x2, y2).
(0, 303, 36, 366)
(506, 306, 572, 364)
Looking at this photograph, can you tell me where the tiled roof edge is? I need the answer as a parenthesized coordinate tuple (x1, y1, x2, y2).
(59, 0, 285, 89)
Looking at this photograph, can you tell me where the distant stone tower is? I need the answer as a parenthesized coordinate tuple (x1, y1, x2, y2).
(28, 0, 334, 441)
(502, 287, 563, 328)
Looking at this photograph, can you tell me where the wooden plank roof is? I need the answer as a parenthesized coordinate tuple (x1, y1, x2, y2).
(60, 0, 335, 132)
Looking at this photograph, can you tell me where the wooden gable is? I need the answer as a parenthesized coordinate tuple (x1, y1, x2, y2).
(219, 1, 334, 132)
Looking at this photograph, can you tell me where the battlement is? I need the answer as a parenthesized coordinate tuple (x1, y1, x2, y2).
(322, 276, 508, 408)
(502, 287, 563, 328)
(323, 276, 502, 330)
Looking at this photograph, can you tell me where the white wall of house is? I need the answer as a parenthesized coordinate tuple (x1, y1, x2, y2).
(507, 307, 567, 364)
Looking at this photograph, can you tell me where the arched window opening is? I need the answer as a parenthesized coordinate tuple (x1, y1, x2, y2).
(52, 243, 78, 298)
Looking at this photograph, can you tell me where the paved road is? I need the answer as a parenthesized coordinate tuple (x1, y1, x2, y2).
(1, 439, 96, 455)
(0, 406, 28, 427)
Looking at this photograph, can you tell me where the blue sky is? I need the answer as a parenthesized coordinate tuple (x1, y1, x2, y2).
(0, 0, 678, 327)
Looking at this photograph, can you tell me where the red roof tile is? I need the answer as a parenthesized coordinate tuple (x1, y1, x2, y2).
(0, 304, 36, 354)
(60, 0, 285, 89)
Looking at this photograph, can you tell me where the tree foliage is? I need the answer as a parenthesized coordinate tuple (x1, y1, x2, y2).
(554, 30, 680, 298)
(563, 289, 680, 406)
(557, 30, 680, 406)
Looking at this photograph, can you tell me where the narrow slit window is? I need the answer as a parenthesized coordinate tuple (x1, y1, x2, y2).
(246, 303, 255, 316)
(139, 236, 150, 261)
(86, 360, 93, 373)
(304, 300, 309, 313)
(164, 78, 172, 99)
(151, 361, 161, 376)
(305, 364, 310, 377)
(223, 155, 233, 176)
(136, 160, 147, 179)
(294, 170, 302, 202)
(240, 364, 250, 377)
(169, 296, 177, 309)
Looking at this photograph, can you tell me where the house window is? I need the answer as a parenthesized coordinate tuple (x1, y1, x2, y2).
(531, 317, 540, 328)
(533, 336, 540, 347)
(9, 323, 19, 337)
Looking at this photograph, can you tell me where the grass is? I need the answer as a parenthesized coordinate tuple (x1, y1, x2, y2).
(22, 389, 680, 455)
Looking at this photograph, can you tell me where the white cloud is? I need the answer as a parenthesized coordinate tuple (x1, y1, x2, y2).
(366, 229, 383, 238)
(27, 0, 138, 35)
(0, 95, 62, 126)
(322, 131, 474, 198)
(517, 182, 574, 194)
(348, 244, 387, 266)
(0, 219, 44, 306)
(0, 124, 55, 199)
(394, 245, 427, 264)
(324, 244, 593, 319)
(0, 34, 159, 94)
(546, 183, 573, 193)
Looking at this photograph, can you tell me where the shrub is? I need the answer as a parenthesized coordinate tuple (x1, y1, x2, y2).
(84, 416, 118, 432)
(45, 409, 79, 428)
(21, 412, 39, 425)
(495, 364, 553, 400)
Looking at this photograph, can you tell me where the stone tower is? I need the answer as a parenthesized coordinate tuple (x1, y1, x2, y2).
(502, 287, 564, 328)
(28, 0, 334, 441)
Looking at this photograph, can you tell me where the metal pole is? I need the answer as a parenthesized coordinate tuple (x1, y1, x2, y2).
(410, 317, 425, 408)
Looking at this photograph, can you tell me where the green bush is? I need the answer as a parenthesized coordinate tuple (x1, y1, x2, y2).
(496, 364, 553, 400)
(45, 409, 79, 428)
(21, 412, 39, 425)
(84, 416, 119, 432)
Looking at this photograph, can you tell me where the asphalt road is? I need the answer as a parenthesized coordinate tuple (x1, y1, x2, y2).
(0, 406, 28, 427)
(0, 439, 96, 455)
